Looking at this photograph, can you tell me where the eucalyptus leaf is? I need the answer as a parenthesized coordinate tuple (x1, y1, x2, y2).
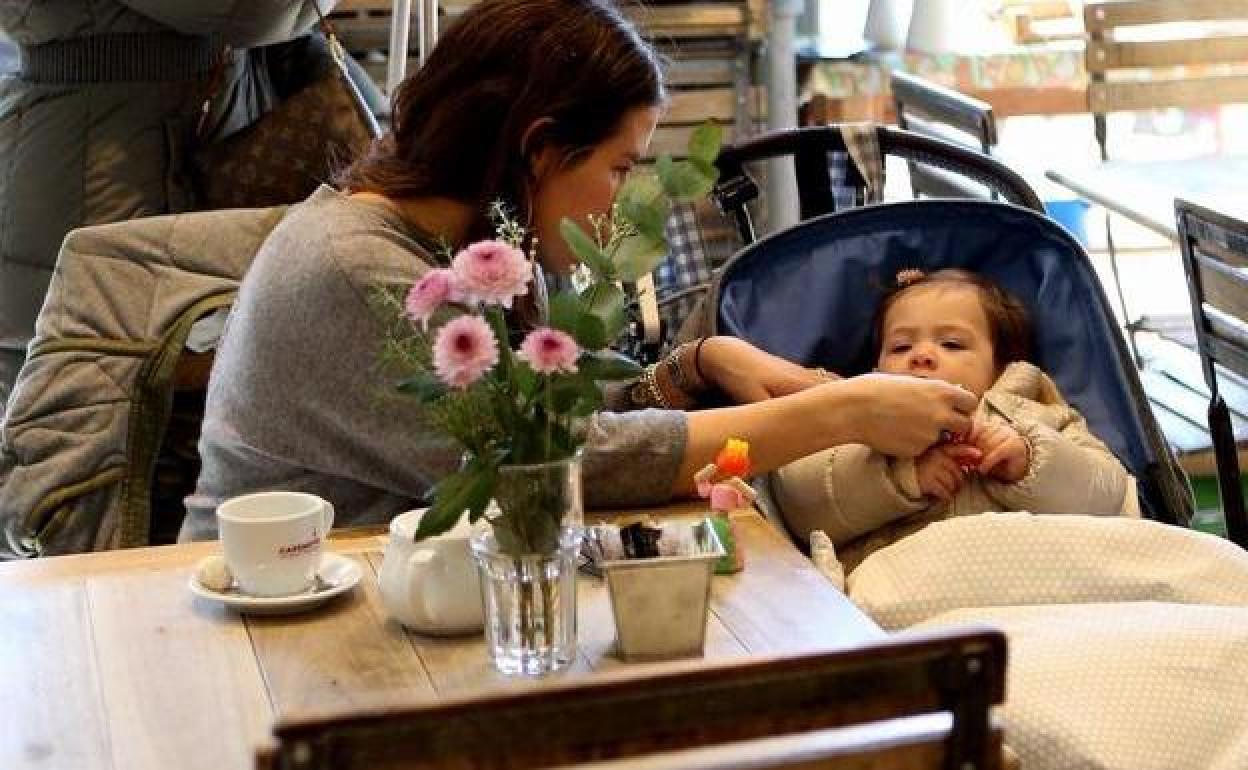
(578, 349, 644, 381)
(657, 156, 716, 202)
(617, 173, 663, 209)
(619, 197, 667, 243)
(419, 463, 497, 540)
(579, 282, 628, 341)
(613, 234, 668, 284)
(548, 291, 584, 336)
(559, 218, 615, 280)
(688, 121, 723, 165)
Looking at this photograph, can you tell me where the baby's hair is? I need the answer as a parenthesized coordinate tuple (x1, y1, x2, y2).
(874, 268, 1032, 369)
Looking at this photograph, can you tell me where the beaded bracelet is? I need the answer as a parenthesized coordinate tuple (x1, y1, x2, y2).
(641, 363, 669, 409)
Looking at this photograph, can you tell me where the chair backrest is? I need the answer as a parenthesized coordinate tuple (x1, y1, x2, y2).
(713, 125, 1044, 245)
(890, 70, 1000, 200)
(1176, 197, 1248, 546)
(711, 199, 1193, 526)
(256, 626, 1007, 770)
(0, 207, 285, 557)
(1084, 0, 1248, 158)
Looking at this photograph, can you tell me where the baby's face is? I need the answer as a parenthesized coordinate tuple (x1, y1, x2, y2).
(877, 284, 998, 396)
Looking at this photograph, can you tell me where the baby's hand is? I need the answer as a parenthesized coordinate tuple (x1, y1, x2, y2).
(967, 417, 1030, 483)
(915, 443, 981, 502)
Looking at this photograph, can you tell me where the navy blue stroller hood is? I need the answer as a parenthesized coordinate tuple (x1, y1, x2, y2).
(712, 199, 1191, 524)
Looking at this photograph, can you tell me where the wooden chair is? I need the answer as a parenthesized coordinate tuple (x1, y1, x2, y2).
(1083, 0, 1248, 360)
(256, 626, 1008, 770)
(1176, 197, 1248, 548)
(1085, 0, 1248, 162)
(890, 70, 999, 201)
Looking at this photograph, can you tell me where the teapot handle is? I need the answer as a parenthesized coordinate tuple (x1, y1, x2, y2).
(402, 548, 440, 622)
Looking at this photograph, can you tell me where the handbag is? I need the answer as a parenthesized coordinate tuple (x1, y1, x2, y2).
(191, 2, 382, 210)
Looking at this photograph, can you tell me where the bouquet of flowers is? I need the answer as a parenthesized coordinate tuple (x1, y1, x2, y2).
(377, 124, 722, 556)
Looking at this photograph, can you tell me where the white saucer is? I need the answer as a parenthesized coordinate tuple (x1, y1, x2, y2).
(188, 552, 362, 615)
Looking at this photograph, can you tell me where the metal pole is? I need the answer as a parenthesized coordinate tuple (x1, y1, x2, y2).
(387, 0, 413, 96)
(766, 0, 803, 233)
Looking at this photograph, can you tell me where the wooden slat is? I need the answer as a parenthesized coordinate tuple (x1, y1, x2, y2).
(708, 514, 886, 654)
(87, 570, 273, 770)
(666, 88, 737, 124)
(1087, 36, 1248, 71)
(650, 122, 737, 159)
(1085, 0, 1248, 32)
(1194, 253, 1248, 327)
(245, 555, 436, 720)
(1088, 74, 1248, 111)
(0, 581, 113, 770)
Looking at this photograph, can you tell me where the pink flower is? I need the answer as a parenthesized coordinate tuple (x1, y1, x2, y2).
(432, 315, 499, 388)
(405, 269, 459, 329)
(451, 239, 532, 308)
(517, 327, 580, 375)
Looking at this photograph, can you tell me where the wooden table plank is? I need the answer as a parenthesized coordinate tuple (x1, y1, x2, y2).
(709, 515, 886, 653)
(0, 581, 113, 770)
(87, 569, 274, 770)
(245, 555, 436, 720)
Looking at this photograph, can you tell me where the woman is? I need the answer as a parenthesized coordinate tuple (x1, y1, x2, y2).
(180, 0, 975, 540)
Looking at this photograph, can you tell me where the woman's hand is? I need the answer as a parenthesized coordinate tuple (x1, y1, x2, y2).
(696, 336, 833, 403)
(967, 417, 1030, 482)
(841, 373, 978, 458)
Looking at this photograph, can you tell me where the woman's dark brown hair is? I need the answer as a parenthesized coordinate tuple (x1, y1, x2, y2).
(337, 0, 664, 241)
(874, 268, 1032, 370)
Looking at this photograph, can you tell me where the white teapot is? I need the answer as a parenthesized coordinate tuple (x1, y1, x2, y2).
(379, 509, 484, 635)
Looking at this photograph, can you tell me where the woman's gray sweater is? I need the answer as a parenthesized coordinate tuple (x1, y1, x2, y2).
(180, 186, 687, 540)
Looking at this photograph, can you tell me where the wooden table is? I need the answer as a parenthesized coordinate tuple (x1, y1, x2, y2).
(0, 506, 882, 770)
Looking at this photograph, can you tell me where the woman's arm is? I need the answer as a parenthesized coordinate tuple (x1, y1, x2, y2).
(673, 373, 978, 497)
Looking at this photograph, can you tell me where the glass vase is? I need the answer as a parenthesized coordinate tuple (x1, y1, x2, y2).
(470, 454, 583, 676)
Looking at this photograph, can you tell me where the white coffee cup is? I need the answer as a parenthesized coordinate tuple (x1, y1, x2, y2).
(216, 491, 335, 597)
(379, 509, 483, 635)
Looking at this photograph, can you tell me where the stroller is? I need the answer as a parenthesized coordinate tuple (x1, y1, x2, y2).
(704, 125, 1192, 526)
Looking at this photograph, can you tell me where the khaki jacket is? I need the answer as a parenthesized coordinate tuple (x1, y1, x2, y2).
(773, 361, 1140, 573)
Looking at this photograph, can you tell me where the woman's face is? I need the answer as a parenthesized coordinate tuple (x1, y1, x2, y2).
(530, 106, 661, 273)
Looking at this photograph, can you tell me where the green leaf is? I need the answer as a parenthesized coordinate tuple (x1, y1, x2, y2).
(689, 155, 720, 185)
(419, 463, 497, 540)
(513, 360, 539, 398)
(549, 373, 588, 412)
(548, 290, 584, 335)
(396, 372, 448, 402)
(613, 234, 668, 284)
(571, 312, 608, 350)
(619, 197, 669, 243)
(559, 218, 615, 280)
(688, 121, 723, 166)
(578, 349, 644, 381)
(617, 173, 663, 208)
(657, 156, 716, 202)
(579, 282, 628, 342)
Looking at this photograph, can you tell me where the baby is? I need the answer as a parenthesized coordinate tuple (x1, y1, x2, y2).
(774, 268, 1139, 574)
